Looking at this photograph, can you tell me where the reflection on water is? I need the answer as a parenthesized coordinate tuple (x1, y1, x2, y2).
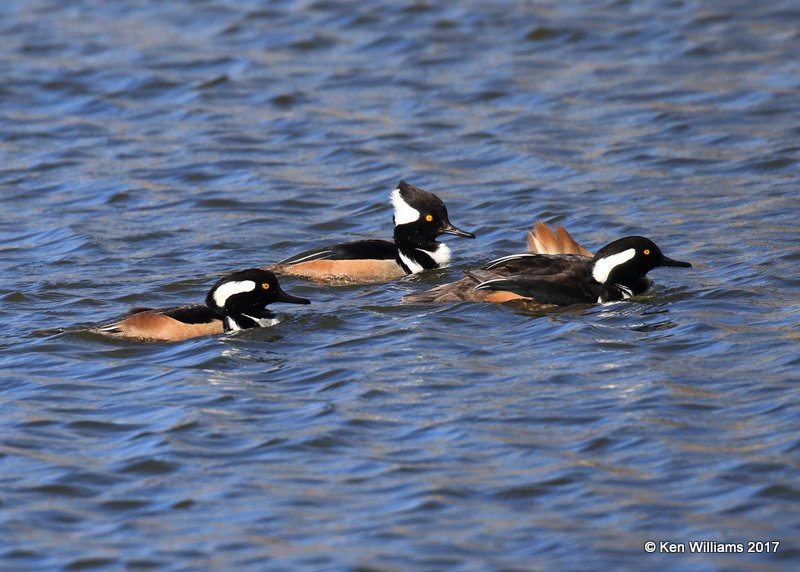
(1, 0, 799, 569)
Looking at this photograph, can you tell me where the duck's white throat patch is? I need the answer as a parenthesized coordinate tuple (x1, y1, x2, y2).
(390, 189, 420, 225)
(213, 280, 256, 308)
(399, 243, 451, 274)
(592, 248, 636, 284)
(421, 243, 451, 266)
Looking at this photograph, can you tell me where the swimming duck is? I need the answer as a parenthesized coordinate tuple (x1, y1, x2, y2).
(269, 181, 475, 283)
(94, 268, 310, 341)
(404, 236, 691, 306)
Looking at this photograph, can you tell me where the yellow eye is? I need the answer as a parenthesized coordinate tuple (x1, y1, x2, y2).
(425, 214, 433, 222)
(643, 249, 651, 255)
(261, 282, 270, 290)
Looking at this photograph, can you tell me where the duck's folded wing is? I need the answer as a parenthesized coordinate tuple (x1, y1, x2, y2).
(474, 276, 597, 306)
(276, 239, 397, 265)
(162, 305, 223, 324)
(484, 253, 593, 275)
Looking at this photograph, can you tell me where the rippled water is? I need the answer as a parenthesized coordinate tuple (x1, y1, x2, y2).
(2, 1, 799, 570)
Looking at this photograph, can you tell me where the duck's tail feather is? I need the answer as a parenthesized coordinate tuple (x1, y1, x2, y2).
(527, 222, 593, 256)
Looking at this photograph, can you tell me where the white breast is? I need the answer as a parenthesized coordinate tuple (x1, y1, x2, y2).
(225, 315, 280, 331)
(243, 314, 280, 328)
(398, 251, 425, 274)
(418, 243, 451, 267)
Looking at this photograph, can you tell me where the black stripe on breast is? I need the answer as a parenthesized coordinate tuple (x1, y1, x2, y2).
(400, 248, 438, 270)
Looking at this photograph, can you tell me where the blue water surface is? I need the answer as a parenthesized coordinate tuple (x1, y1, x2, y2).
(1, 1, 799, 570)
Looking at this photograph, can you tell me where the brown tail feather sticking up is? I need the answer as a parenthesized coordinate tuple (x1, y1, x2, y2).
(527, 222, 593, 256)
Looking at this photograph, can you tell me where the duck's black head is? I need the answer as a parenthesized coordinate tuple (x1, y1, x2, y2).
(391, 181, 475, 245)
(205, 268, 310, 329)
(591, 236, 691, 289)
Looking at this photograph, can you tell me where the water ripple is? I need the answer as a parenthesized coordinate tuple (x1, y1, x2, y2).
(1, 0, 799, 570)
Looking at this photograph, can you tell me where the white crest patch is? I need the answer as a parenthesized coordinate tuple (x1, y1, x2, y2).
(398, 251, 424, 274)
(213, 280, 256, 308)
(390, 188, 420, 226)
(592, 248, 636, 284)
(419, 243, 451, 267)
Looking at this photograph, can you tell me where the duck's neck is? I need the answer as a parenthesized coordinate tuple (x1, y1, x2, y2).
(615, 274, 653, 297)
(393, 226, 450, 274)
(592, 264, 653, 298)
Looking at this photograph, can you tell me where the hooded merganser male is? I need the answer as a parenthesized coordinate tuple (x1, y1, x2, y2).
(404, 236, 691, 306)
(94, 269, 310, 341)
(268, 181, 475, 284)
